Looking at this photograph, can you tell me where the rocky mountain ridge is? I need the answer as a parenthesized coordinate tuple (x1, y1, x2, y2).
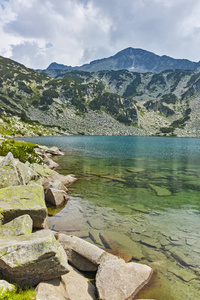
(42, 47, 200, 76)
(1, 55, 200, 137)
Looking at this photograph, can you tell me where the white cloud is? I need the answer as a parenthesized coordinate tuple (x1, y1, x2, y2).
(1, 0, 200, 69)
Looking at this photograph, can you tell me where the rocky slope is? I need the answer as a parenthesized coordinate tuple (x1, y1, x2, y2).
(1, 55, 200, 137)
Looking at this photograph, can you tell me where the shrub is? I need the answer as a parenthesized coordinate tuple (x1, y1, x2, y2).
(0, 139, 42, 163)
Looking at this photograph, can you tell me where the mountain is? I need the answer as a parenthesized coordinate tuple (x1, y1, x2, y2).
(42, 47, 200, 78)
(1, 55, 200, 137)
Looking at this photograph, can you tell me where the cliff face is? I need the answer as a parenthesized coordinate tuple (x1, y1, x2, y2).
(1, 55, 200, 137)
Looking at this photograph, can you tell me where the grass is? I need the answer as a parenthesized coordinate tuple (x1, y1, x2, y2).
(0, 287, 36, 300)
(0, 139, 41, 163)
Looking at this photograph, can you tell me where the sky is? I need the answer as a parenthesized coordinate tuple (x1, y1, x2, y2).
(1, 0, 200, 69)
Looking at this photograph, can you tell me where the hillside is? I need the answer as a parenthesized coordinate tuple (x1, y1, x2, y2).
(1, 55, 200, 137)
(42, 47, 200, 77)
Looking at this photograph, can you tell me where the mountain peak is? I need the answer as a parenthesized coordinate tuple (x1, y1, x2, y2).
(44, 47, 200, 74)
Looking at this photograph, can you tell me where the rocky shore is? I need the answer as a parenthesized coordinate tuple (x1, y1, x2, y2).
(0, 145, 153, 299)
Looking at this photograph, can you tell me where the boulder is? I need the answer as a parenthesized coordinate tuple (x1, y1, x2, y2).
(36, 265, 96, 300)
(36, 277, 68, 300)
(44, 180, 68, 192)
(30, 163, 54, 177)
(96, 259, 153, 300)
(43, 157, 59, 169)
(56, 234, 117, 272)
(45, 146, 64, 156)
(0, 185, 47, 229)
(45, 188, 69, 207)
(0, 229, 70, 286)
(0, 214, 33, 237)
(0, 280, 16, 297)
(56, 234, 103, 271)
(16, 161, 40, 185)
(62, 265, 96, 300)
(0, 152, 22, 188)
(45, 172, 77, 187)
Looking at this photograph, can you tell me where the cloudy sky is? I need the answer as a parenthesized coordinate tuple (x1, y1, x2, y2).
(1, 0, 200, 69)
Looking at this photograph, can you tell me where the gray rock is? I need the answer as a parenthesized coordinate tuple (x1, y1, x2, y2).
(0, 152, 22, 188)
(43, 172, 77, 187)
(43, 156, 59, 169)
(45, 146, 64, 156)
(16, 161, 40, 184)
(0, 185, 47, 229)
(55, 234, 117, 272)
(0, 280, 16, 297)
(36, 265, 96, 300)
(45, 188, 69, 207)
(0, 229, 70, 286)
(44, 180, 68, 192)
(56, 234, 104, 271)
(62, 265, 96, 300)
(96, 259, 153, 300)
(36, 278, 69, 300)
(0, 214, 33, 236)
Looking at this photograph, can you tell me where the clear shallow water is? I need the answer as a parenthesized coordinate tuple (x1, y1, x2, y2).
(20, 136, 200, 299)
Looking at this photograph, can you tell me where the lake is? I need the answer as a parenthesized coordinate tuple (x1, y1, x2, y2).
(20, 135, 200, 299)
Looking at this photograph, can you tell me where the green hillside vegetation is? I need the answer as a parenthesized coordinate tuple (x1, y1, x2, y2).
(1, 55, 200, 137)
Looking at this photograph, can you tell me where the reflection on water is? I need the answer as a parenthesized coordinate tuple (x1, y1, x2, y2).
(20, 136, 200, 300)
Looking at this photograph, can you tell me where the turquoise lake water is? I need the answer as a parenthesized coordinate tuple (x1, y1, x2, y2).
(20, 136, 200, 299)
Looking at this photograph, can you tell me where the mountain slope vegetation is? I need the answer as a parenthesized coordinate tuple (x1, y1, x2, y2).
(1, 54, 200, 137)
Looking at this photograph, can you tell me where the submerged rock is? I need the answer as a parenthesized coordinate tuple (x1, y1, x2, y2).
(149, 184, 171, 196)
(99, 230, 144, 261)
(96, 259, 153, 300)
(0, 230, 70, 286)
(0, 185, 47, 229)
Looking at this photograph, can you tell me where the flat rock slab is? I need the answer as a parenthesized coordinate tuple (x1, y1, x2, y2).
(0, 185, 47, 229)
(36, 277, 68, 300)
(0, 229, 70, 286)
(0, 214, 33, 236)
(62, 265, 96, 300)
(149, 184, 171, 196)
(36, 265, 96, 300)
(96, 259, 153, 300)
